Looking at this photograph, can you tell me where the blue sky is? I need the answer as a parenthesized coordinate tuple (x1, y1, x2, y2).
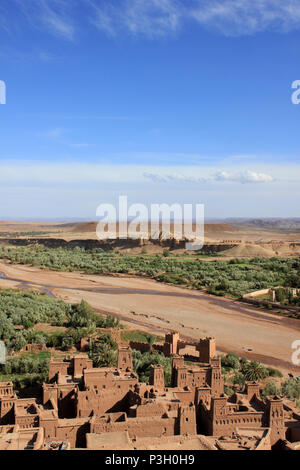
(0, 0, 300, 219)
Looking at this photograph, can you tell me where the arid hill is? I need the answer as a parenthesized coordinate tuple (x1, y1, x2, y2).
(0, 220, 300, 257)
(0, 220, 239, 238)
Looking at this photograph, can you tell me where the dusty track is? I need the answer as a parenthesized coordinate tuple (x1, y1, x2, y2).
(0, 260, 300, 376)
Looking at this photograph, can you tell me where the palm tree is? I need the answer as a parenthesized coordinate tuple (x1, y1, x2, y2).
(242, 361, 268, 381)
(145, 334, 156, 353)
(132, 356, 143, 373)
(89, 340, 116, 367)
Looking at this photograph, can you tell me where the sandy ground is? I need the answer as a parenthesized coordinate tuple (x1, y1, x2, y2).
(1, 260, 300, 376)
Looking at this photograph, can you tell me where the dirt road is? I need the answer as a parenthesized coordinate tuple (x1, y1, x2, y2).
(1, 260, 300, 375)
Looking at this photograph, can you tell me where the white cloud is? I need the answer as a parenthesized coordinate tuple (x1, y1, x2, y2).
(213, 170, 274, 183)
(3, 0, 300, 40)
(89, 0, 181, 37)
(144, 169, 274, 184)
(89, 0, 300, 37)
(143, 172, 210, 183)
(8, 0, 76, 41)
(189, 0, 300, 36)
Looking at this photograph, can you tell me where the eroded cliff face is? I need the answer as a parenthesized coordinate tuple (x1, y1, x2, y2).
(0, 237, 237, 253)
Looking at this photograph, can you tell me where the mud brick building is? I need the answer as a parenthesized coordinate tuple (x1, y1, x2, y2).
(1, 335, 300, 450)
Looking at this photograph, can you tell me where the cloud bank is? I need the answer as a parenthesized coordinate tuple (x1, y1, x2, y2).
(0, 162, 279, 186)
(143, 169, 274, 184)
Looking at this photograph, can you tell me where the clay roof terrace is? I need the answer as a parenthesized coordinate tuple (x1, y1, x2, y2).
(14, 400, 39, 417)
(83, 368, 138, 380)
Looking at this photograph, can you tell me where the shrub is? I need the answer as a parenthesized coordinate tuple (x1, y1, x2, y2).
(221, 353, 240, 370)
(232, 372, 246, 386)
(68, 299, 97, 328)
(266, 367, 283, 378)
(262, 381, 279, 398)
(224, 385, 234, 396)
(281, 378, 300, 399)
(61, 336, 74, 351)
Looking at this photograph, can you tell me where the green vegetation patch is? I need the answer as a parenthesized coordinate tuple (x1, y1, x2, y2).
(120, 330, 162, 344)
(220, 353, 283, 382)
(0, 287, 119, 354)
(132, 350, 172, 386)
(2, 246, 300, 298)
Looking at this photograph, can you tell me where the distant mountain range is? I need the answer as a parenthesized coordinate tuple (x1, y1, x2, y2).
(226, 218, 300, 230)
